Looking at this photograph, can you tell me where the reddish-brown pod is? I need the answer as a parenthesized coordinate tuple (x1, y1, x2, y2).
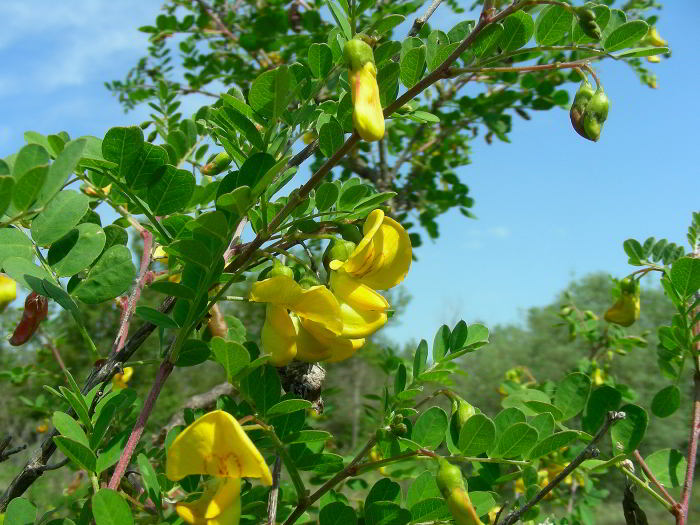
(10, 292, 49, 346)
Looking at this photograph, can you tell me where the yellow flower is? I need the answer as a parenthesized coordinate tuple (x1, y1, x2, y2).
(153, 246, 168, 263)
(176, 478, 241, 525)
(112, 367, 133, 390)
(0, 274, 17, 313)
(36, 423, 48, 433)
(296, 318, 365, 363)
(646, 27, 667, 47)
(261, 304, 299, 366)
(329, 210, 411, 290)
(350, 61, 385, 142)
(166, 410, 272, 485)
(329, 270, 388, 338)
(250, 275, 342, 334)
(604, 279, 640, 327)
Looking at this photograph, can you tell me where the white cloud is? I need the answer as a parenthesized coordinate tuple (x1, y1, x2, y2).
(488, 226, 511, 238)
(0, 1, 161, 95)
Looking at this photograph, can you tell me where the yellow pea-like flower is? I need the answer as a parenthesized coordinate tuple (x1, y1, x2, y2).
(261, 304, 299, 366)
(329, 271, 389, 312)
(0, 274, 17, 313)
(166, 410, 272, 485)
(296, 318, 365, 363)
(350, 62, 385, 142)
(329, 210, 412, 290)
(153, 246, 169, 263)
(250, 275, 342, 335)
(112, 367, 133, 390)
(337, 300, 387, 339)
(176, 478, 241, 525)
(604, 278, 640, 327)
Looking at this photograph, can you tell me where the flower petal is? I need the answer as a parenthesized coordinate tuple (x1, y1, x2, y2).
(166, 410, 272, 485)
(351, 62, 385, 142)
(355, 214, 412, 290)
(329, 271, 388, 312)
(176, 478, 241, 524)
(250, 276, 303, 305)
(261, 305, 298, 366)
(338, 301, 387, 338)
(0, 274, 17, 312)
(297, 319, 365, 363)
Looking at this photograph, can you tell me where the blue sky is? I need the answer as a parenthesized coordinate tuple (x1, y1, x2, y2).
(1, 2, 698, 346)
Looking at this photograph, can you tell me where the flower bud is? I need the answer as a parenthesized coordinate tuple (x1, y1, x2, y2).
(207, 303, 229, 339)
(345, 39, 385, 142)
(268, 260, 295, 279)
(200, 152, 232, 175)
(436, 458, 483, 525)
(0, 274, 17, 313)
(323, 238, 357, 273)
(10, 292, 49, 346)
(570, 80, 595, 139)
(644, 27, 667, 47)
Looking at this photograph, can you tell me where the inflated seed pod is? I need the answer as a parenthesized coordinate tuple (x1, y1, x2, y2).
(436, 457, 483, 525)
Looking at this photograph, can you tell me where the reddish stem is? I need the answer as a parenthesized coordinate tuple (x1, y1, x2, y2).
(633, 449, 680, 514)
(107, 360, 173, 489)
(113, 230, 153, 354)
(679, 370, 700, 524)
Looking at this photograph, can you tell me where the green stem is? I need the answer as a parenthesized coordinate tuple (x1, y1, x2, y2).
(77, 322, 99, 358)
(617, 465, 674, 512)
(261, 425, 308, 503)
(450, 455, 530, 466)
(476, 44, 607, 68)
(0, 208, 44, 229)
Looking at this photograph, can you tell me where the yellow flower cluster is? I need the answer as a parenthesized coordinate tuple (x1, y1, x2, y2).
(166, 410, 272, 525)
(112, 367, 133, 389)
(250, 209, 411, 366)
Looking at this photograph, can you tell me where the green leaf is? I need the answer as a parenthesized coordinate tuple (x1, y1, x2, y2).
(175, 339, 211, 367)
(370, 14, 405, 36)
(603, 20, 648, 52)
(96, 428, 130, 474)
(494, 407, 526, 435)
(38, 138, 87, 205)
(283, 430, 332, 444)
(12, 143, 49, 179)
(523, 401, 564, 421)
(406, 471, 442, 509)
(137, 453, 161, 508)
(377, 62, 400, 107)
(670, 257, 700, 299)
(31, 190, 90, 246)
(241, 365, 281, 415)
(212, 337, 250, 381)
(217, 186, 252, 216)
(102, 126, 144, 180)
(612, 46, 669, 58)
(535, 5, 573, 45)
(134, 306, 179, 329)
(366, 478, 401, 508)
(267, 399, 312, 416)
(365, 501, 411, 525)
(53, 411, 89, 446)
(0, 228, 34, 266)
(308, 43, 333, 78)
(554, 372, 591, 421)
(219, 105, 264, 151)
(0, 175, 14, 217)
(458, 413, 496, 455)
(493, 422, 538, 458)
(54, 436, 97, 471)
(125, 142, 168, 190)
(92, 488, 134, 525)
(500, 11, 535, 51)
(315, 182, 339, 211)
(5, 497, 37, 525)
(319, 119, 345, 157)
(249, 67, 296, 119)
(651, 385, 680, 418)
(238, 152, 276, 189)
(338, 183, 369, 211)
(471, 22, 504, 57)
(147, 165, 195, 215)
(90, 403, 116, 450)
(645, 449, 686, 488)
(529, 412, 555, 439)
(13, 164, 48, 211)
(2, 257, 52, 291)
(47, 223, 106, 276)
(528, 430, 578, 459)
(413, 339, 428, 378)
(432, 324, 450, 361)
(148, 280, 196, 300)
(582, 385, 622, 434)
(400, 45, 426, 88)
(394, 364, 407, 395)
(611, 404, 648, 453)
(326, 0, 352, 40)
(623, 238, 645, 264)
(72, 245, 135, 304)
(412, 407, 448, 449)
(319, 502, 357, 525)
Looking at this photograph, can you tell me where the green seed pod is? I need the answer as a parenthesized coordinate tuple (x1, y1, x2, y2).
(298, 273, 321, 289)
(323, 238, 357, 273)
(575, 7, 596, 22)
(200, 152, 232, 175)
(582, 20, 602, 40)
(570, 80, 595, 139)
(582, 88, 610, 142)
(339, 224, 364, 243)
(452, 397, 476, 429)
(436, 458, 483, 525)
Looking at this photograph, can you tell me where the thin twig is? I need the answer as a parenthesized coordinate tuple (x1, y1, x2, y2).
(408, 0, 443, 37)
(0, 437, 26, 463)
(633, 449, 679, 509)
(267, 456, 283, 525)
(501, 411, 626, 525)
(114, 229, 153, 354)
(680, 369, 700, 524)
